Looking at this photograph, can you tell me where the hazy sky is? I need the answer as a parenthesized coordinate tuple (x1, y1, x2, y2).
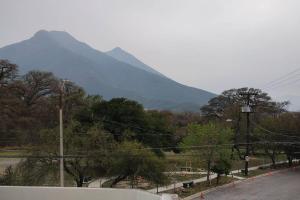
(1, 0, 300, 109)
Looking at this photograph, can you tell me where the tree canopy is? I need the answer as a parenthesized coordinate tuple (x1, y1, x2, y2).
(181, 123, 233, 182)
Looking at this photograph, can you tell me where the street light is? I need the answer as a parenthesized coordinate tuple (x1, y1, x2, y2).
(59, 79, 70, 187)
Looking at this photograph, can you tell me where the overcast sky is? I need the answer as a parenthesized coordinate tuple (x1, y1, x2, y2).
(1, 0, 300, 109)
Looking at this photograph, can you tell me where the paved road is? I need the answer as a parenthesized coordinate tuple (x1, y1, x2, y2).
(193, 168, 300, 200)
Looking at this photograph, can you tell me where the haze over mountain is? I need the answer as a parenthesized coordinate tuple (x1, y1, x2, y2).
(0, 30, 216, 112)
(106, 47, 165, 77)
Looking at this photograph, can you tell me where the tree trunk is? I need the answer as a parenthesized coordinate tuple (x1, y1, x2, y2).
(130, 176, 134, 188)
(76, 175, 84, 187)
(265, 149, 276, 168)
(271, 154, 276, 168)
(206, 161, 211, 185)
(216, 174, 220, 185)
(288, 156, 293, 167)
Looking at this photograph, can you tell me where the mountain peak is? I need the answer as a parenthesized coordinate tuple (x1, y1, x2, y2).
(112, 46, 122, 51)
(33, 30, 75, 41)
(106, 47, 165, 77)
(110, 47, 128, 54)
(48, 30, 74, 38)
(34, 29, 49, 36)
(32, 30, 51, 39)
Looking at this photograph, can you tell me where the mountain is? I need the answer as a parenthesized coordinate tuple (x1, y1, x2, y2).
(106, 47, 165, 77)
(0, 30, 216, 112)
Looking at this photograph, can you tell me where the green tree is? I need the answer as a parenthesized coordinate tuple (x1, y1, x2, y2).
(211, 151, 232, 185)
(181, 123, 233, 183)
(93, 98, 176, 154)
(0, 157, 58, 186)
(22, 122, 115, 187)
(254, 113, 300, 167)
(65, 124, 113, 187)
(93, 98, 146, 141)
(201, 87, 288, 161)
(109, 141, 167, 188)
(143, 110, 176, 154)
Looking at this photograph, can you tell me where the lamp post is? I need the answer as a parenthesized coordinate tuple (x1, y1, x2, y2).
(59, 79, 69, 187)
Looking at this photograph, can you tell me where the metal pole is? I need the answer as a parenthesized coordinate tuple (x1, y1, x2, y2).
(245, 110, 249, 176)
(244, 94, 250, 176)
(59, 81, 64, 187)
(240, 91, 257, 176)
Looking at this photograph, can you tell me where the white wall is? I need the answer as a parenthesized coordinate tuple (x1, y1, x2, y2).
(0, 186, 163, 200)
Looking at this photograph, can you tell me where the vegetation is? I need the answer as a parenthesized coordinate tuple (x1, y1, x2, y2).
(163, 176, 236, 198)
(180, 123, 233, 183)
(109, 141, 168, 188)
(1, 59, 300, 191)
(211, 151, 232, 184)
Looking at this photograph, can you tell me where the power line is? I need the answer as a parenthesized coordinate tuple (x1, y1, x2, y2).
(252, 121, 300, 140)
(263, 73, 300, 90)
(2, 141, 299, 156)
(0, 119, 176, 142)
(1, 142, 300, 159)
(264, 77, 300, 91)
(261, 67, 300, 89)
(102, 119, 174, 136)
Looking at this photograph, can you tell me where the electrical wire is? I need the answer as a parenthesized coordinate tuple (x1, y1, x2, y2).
(261, 67, 300, 89)
(251, 121, 300, 140)
(264, 77, 300, 91)
(101, 119, 174, 136)
(1, 142, 299, 159)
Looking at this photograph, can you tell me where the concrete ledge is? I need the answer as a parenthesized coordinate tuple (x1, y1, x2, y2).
(0, 186, 162, 200)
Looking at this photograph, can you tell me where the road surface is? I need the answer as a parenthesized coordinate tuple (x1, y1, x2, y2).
(192, 168, 300, 200)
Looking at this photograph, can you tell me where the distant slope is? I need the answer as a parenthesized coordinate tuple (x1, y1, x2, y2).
(0, 30, 216, 112)
(106, 47, 165, 77)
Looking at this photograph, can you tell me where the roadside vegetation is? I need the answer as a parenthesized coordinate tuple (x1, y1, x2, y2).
(235, 162, 300, 178)
(161, 176, 236, 198)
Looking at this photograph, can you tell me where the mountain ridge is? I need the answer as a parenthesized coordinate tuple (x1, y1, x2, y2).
(0, 30, 216, 112)
(106, 47, 165, 77)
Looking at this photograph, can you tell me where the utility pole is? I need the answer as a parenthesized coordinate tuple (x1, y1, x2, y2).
(240, 91, 257, 176)
(59, 79, 69, 187)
